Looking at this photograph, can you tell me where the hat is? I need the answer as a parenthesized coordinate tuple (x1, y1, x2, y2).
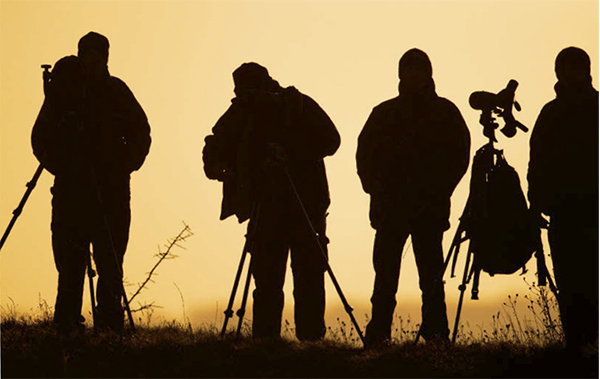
(233, 62, 277, 93)
(398, 48, 433, 79)
(555, 46, 591, 77)
(78, 32, 110, 61)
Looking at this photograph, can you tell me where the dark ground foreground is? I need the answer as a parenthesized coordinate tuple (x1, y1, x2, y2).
(1, 320, 598, 378)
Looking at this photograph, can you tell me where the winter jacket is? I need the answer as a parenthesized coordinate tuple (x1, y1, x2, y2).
(357, 82, 470, 229)
(203, 86, 340, 222)
(31, 58, 151, 196)
(527, 81, 599, 216)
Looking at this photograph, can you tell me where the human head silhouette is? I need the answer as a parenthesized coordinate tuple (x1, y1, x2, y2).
(78, 32, 109, 80)
(555, 47, 591, 85)
(233, 62, 280, 96)
(398, 48, 433, 91)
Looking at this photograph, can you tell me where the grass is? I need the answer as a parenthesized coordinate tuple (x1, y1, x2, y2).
(1, 285, 598, 378)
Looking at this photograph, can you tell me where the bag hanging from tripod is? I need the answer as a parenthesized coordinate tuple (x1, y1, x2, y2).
(465, 145, 538, 275)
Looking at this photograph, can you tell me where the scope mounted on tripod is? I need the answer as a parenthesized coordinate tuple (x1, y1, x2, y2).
(469, 79, 528, 142)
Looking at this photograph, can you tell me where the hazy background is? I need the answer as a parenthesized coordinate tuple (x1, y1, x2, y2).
(1, 0, 597, 332)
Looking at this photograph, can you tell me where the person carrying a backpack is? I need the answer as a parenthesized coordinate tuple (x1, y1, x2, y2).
(32, 32, 151, 336)
(356, 48, 471, 346)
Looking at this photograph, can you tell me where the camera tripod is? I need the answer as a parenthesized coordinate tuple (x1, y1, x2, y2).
(221, 169, 366, 346)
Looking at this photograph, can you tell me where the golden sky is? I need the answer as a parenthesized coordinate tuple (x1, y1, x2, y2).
(0, 0, 598, 330)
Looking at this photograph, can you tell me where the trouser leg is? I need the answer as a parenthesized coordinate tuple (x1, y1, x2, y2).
(92, 201, 130, 333)
(365, 225, 409, 342)
(251, 212, 289, 339)
(411, 227, 449, 340)
(290, 213, 327, 341)
(52, 232, 88, 332)
(51, 201, 88, 334)
(549, 212, 599, 350)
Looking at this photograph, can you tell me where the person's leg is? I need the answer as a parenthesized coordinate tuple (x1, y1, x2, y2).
(365, 223, 409, 344)
(411, 226, 449, 341)
(289, 212, 327, 341)
(251, 206, 290, 339)
(550, 207, 599, 352)
(92, 195, 130, 333)
(51, 195, 88, 335)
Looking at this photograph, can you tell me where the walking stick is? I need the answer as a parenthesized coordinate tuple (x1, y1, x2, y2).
(0, 65, 52, 253)
(284, 169, 367, 347)
(221, 202, 260, 337)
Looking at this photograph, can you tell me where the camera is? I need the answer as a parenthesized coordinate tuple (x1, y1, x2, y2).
(469, 79, 528, 141)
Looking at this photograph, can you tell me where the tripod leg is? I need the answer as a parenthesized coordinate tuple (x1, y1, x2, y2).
(221, 203, 260, 338)
(284, 170, 366, 347)
(235, 256, 253, 340)
(85, 246, 98, 333)
(221, 248, 248, 337)
(0, 164, 44, 252)
(452, 246, 473, 344)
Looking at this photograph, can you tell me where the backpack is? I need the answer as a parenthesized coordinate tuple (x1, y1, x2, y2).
(464, 144, 538, 276)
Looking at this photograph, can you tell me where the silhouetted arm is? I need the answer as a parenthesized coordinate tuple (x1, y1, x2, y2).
(283, 91, 340, 163)
(527, 103, 554, 214)
(439, 102, 471, 196)
(203, 105, 239, 181)
(111, 78, 151, 173)
(356, 108, 381, 194)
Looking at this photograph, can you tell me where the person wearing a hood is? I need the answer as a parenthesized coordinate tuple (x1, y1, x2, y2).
(527, 47, 598, 355)
(356, 48, 470, 346)
(31, 32, 151, 336)
(203, 63, 340, 341)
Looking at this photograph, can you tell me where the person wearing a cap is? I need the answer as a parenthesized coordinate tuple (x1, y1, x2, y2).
(527, 47, 598, 355)
(356, 48, 470, 346)
(203, 63, 340, 341)
(32, 32, 151, 336)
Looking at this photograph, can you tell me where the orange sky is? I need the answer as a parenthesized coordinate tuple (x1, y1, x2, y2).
(0, 0, 598, 332)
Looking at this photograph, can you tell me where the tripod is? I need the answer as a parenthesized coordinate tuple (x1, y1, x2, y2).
(220, 170, 366, 346)
(441, 137, 557, 344)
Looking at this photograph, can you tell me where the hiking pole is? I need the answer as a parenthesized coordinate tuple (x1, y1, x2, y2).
(284, 169, 367, 347)
(221, 202, 260, 337)
(0, 65, 52, 253)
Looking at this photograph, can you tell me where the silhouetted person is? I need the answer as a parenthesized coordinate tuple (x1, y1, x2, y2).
(528, 47, 598, 354)
(203, 63, 340, 340)
(31, 32, 151, 336)
(357, 49, 470, 346)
